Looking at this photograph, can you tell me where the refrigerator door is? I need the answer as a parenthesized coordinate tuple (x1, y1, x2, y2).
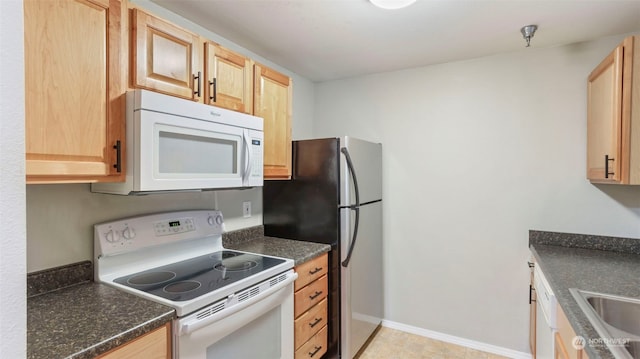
(340, 136, 382, 206)
(340, 201, 383, 359)
(339, 136, 383, 358)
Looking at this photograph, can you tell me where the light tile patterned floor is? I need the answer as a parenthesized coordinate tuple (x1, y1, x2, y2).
(357, 327, 511, 359)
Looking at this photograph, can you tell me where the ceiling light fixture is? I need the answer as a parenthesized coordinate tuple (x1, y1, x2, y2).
(369, 0, 416, 10)
(520, 25, 538, 47)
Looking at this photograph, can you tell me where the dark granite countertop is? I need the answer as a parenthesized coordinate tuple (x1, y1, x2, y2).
(223, 226, 331, 265)
(27, 262, 175, 359)
(529, 231, 640, 359)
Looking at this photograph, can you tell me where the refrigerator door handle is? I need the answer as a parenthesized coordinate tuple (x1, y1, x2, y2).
(340, 147, 360, 207)
(341, 147, 360, 268)
(342, 207, 360, 267)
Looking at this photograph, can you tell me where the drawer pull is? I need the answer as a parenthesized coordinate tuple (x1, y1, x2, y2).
(309, 317, 323, 328)
(309, 291, 323, 300)
(309, 345, 322, 357)
(309, 267, 323, 275)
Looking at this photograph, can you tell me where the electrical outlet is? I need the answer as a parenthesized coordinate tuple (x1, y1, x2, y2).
(242, 201, 251, 218)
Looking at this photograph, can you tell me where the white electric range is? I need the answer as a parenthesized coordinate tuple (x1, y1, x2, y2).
(94, 210, 297, 359)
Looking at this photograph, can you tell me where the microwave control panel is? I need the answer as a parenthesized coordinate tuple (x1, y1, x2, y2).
(251, 139, 263, 177)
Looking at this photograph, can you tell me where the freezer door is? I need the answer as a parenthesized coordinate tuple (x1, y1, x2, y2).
(340, 201, 383, 359)
(340, 137, 382, 206)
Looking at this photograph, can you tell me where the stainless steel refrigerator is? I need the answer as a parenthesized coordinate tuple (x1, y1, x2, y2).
(263, 137, 383, 359)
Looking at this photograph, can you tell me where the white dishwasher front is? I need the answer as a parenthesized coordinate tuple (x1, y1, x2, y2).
(534, 264, 557, 359)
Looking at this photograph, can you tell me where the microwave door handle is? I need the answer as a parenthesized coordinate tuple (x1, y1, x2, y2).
(242, 131, 252, 185)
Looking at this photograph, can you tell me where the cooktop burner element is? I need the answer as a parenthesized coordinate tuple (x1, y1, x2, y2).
(113, 250, 285, 302)
(127, 271, 176, 286)
(164, 281, 201, 293)
(214, 258, 258, 272)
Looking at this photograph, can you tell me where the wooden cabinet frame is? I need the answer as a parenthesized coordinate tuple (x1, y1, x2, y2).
(204, 42, 253, 113)
(131, 8, 202, 101)
(24, 0, 126, 183)
(587, 35, 640, 184)
(254, 63, 293, 179)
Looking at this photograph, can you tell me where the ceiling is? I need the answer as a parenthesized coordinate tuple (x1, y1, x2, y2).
(151, 0, 640, 82)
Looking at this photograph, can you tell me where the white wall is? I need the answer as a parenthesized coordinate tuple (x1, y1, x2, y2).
(314, 34, 640, 353)
(0, 0, 26, 357)
(27, 186, 262, 272)
(25, 2, 316, 273)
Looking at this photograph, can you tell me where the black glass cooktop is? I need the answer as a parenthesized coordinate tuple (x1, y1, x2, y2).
(114, 250, 285, 302)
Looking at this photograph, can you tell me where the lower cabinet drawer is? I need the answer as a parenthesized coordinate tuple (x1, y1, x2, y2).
(295, 274, 328, 317)
(295, 298, 328, 349)
(295, 325, 328, 359)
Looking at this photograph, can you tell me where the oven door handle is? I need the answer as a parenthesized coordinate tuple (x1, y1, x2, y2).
(178, 271, 297, 336)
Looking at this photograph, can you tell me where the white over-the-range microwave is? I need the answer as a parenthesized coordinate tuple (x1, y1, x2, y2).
(92, 90, 264, 195)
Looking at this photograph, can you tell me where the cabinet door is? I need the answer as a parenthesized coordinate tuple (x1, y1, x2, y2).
(554, 332, 570, 359)
(24, 0, 125, 183)
(205, 42, 253, 113)
(132, 9, 203, 101)
(254, 63, 292, 179)
(587, 44, 624, 183)
(98, 323, 170, 359)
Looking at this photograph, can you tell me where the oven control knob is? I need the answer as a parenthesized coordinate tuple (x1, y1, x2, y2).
(105, 229, 120, 243)
(122, 227, 135, 240)
(207, 215, 224, 226)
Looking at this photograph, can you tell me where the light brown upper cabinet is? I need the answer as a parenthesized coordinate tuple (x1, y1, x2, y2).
(24, 0, 126, 183)
(131, 9, 203, 101)
(587, 35, 640, 184)
(204, 42, 253, 114)
(254, 63, 293, 179)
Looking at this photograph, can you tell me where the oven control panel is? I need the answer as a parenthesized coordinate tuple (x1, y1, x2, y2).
(95, 210, 225, 257)
(154, 217, 195, 236)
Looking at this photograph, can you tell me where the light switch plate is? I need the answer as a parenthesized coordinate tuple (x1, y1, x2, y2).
(242, 201, 251, 218)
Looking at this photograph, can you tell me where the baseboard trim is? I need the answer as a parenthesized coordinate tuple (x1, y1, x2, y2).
(381, 320, 533, 359)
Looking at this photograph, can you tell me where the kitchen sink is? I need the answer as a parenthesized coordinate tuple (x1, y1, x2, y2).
(626, 341, 640, 358)
(570, 289, 640, 359)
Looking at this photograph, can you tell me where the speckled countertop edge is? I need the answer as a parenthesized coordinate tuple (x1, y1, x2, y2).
(530, 230, 640, 255)
(27, 260, 93, 298)
(223, 226, 331, 265)
(27, 262, 175, 359)
(529, 232, 640, 359)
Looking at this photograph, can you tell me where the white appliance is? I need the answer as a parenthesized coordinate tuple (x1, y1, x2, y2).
(91, 90, 264, 195)
(263, 137, 383, 358)
(534, 265, 557, 359)
(94, 210, 297, 358)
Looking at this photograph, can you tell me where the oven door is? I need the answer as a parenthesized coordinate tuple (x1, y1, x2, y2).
(175, 272, 296, 359)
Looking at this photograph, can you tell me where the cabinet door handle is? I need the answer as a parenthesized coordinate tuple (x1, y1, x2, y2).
(113, 140, 122, 173)
(209, 78, 217, 102)
(605, 155, 615, 178)
(309, 345, 322, 358)
(309, 267, 323, 275)
(309, 317, 323, 328)
(529, 284, 536, 304)
(193, 71, 202, 97)
(309, 290, 323, 300)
